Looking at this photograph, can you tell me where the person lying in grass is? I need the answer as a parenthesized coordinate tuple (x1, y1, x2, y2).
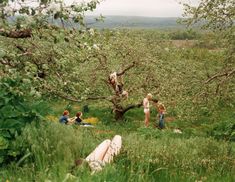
(71, 135, 122, 174)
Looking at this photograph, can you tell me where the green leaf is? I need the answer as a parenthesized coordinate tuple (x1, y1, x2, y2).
(0, 119, 22, 130)
(0, 136, 9, 150)
(0, 105, 15, 118)
(0, 130, 11, 139)
(0, 0, 8, 5)
(0, 156, 4, 164)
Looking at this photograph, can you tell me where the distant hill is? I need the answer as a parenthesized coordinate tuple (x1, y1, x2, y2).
(6, 15, 185, 29)
(85, 16, 185, 29)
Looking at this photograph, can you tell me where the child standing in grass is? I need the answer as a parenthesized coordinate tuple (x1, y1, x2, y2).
(153, 99, 166, 129)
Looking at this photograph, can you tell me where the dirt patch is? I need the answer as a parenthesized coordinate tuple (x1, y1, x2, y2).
(165, 117, 176, 122)
(171, 40, 196, 48)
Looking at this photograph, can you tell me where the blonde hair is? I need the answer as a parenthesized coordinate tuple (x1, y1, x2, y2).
(147, 93, 152, 98)
(158, 103, 166, 110)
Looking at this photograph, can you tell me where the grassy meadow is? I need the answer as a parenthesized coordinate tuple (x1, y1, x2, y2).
(1, 100, 235, 182)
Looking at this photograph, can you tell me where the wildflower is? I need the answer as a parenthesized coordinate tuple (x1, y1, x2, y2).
(83, 117, 99, 124)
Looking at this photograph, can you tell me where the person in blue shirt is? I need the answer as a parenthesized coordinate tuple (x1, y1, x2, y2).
(59, 110, 70, 124)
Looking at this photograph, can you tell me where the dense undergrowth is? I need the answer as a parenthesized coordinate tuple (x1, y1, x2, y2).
(0, 77, 50, 165)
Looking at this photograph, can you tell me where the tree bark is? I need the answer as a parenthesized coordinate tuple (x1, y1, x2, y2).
(0, 28, 32, 38)
(114, 110, 124, 121)
(112, 100, 142, 121)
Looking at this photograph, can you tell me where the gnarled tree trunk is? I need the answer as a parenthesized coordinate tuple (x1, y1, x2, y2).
(111, 96, 142, 121)
(114, 110, 124, 121)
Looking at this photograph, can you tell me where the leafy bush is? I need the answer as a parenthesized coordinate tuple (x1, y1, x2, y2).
(209, 120, 235, 141)
(169, 29, 200, 40)
(0, 77, 49, 165)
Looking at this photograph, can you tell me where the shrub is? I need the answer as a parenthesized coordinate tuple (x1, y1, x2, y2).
(209, 120, 235, 141)
(169, 29, 200, 40)
(0, 77, 49, 165)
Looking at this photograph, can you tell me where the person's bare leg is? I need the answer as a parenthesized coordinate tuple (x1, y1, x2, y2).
(85, 136, 122, 173)
(85, 139, 111, 162)
(102, 135, 122, 163)
(85, 139, 111, 172)
(144, 113, 147, 126)
(145, 111, 150, 127)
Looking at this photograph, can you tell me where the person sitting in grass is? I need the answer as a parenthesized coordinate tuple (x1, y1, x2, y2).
(75, 112, 91, 126)
(153, 99, 166, 129)
(59, 110, 70, 124)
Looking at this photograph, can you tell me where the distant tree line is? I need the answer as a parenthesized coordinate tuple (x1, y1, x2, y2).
(169, 29, 200, 40)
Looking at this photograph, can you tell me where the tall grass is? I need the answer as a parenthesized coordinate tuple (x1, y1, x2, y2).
(1, 119, 234, 182)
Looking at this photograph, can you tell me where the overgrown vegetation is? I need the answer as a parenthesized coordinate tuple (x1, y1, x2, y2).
(0, 107, 234, 181)
(0, 0, 234, 181)
(0, 77, 49, 165)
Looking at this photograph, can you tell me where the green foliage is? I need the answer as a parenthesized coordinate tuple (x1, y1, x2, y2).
(169, 29, 200, 40)
(210, 120, 235, 141)
(182, 0, 235, 31)
(1, 0, 100, 25)
(182, 0, 235, 96)
(0, 77, 49, 165)
(0, 0, 104, 105)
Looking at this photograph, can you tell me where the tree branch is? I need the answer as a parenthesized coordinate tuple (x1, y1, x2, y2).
(53, 91, 111, 103)
(122, 101, 143, 114)
(204, 69, 235, 84)
(116, 62, 135, 76)
(0, 28, 32, 38)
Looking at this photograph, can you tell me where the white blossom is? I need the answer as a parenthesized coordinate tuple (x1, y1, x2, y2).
(48, 2, 61, 13)
(88, 28, 95, 36)
(4, 6, 13, 16)
(93, 44, 100, 50)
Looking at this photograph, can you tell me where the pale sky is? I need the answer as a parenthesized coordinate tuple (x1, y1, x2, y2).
(7, 0, 200, 17)
(72, 0, 200, 17)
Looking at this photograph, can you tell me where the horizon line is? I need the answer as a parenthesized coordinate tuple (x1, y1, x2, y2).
(86, 15, 183, 18)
